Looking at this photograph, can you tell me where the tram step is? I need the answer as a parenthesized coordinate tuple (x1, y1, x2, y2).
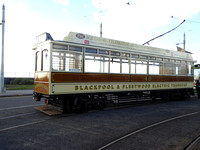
(34, 105, 63, 116)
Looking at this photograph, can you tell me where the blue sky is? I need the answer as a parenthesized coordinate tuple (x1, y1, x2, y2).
(1, 0, 200, 77)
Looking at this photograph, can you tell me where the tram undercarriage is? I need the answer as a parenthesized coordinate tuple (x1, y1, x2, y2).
(34, 88, 194, 113)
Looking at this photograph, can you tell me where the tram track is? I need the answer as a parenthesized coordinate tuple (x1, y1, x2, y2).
(185, 135, 200, 150)
(98, 111, 200, 150)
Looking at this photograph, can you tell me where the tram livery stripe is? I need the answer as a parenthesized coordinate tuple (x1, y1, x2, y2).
(51, 72, 193, 83)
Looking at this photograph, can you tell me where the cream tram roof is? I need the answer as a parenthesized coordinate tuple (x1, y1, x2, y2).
(63, 32, 193, 61)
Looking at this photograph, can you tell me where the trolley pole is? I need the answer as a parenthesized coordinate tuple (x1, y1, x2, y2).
(100, 22, 102, 37)
(0, 4, 5, 93)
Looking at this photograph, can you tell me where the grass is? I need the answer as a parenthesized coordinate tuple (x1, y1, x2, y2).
(5, 84, 34, 90)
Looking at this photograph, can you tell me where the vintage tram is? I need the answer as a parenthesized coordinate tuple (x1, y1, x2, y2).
(33, 32, 195, 112)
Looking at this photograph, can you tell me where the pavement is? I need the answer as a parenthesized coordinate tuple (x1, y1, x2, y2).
(0, 90, 33, 97)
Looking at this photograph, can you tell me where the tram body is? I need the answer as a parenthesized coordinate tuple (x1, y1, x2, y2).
(33, 32, 194, 112)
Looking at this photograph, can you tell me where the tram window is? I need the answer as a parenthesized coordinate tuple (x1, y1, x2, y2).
(170, 59, 175, 62)
(149, 62, 161, 75)
(131, 54, 139, 59)
(110, 58, 120, 73)
(69, 46, 82, 52)
(187, 63, 192, 75)
(36, 51, 41, 71)
(85, 55, 109, 73)
(52, 52, 82, 72)
(85, 48, 97, 53)
(176, 64, 187, 75)
(111, 51, 120, 56)
(42, 49, 49, 71)
(136, 61, 147, 74)
(53, 44, 67, 50)
(65, 53, 82, 72)
(131, 60, 136, 74)
(163, 63, 175, 75)
(99, 50, 109, 55)
(122, 59, 129, 74)
(149, 56, 156, 60)
(164, 58, 169, 62)
(140, 55, 148, 59)
(157, 58, 163, 61)
(121, 53, 130, 57)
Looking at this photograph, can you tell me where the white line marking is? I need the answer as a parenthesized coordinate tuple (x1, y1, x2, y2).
(0, 120, 47, 132)
(0, 112, 36, 120)
(0, 104, 44, 111)
(99, 111, 200, 150)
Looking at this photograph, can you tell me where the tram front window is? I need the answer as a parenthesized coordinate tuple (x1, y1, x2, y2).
(36, 51, 41, 71)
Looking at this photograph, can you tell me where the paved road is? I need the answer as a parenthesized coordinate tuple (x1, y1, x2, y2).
(0, 96, 200, 150)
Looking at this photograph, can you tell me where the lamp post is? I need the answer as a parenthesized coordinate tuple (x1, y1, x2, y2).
(0, 4, 5, 93)
(176, 32, 186, 51)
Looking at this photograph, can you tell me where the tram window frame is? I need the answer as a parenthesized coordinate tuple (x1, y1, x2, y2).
(85, 54, 109, 73)
(131, 54, 139, 59)
(41, 49, 49, 71)
(163, 62, 176, 75)
(99, 50, 109, 55)
(111, 51, 120, 56)
(149, 56, 156, 60)
(157, 58, 163, 61)
(140, 55, 148, 60)
(135, 61, 147, 74)
(35, 51, 41, 71)
(110, 57, 121, 73)
(121, 58, 129, 74)
(149, 61, 162, 75)
(121, 53, 130, 58)
(85, 48, 97, 53)
(53, 44, 68, 50)
(131, 60, 136, 74)
(69, 46, 82, 52)
(52, 51, 83, 72)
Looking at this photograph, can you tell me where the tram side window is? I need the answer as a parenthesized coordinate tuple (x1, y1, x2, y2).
(149, 62, 163, 75)
(52, 52, 82, 72)
(122, 59, 129, 74)
(136, 61, 147, 74)
(187, 62, 193, 75)
(85, 55, 109, 73)
(163, 63, 175, 75)
(110, 57, 120, 73)
(176, 63, 187, 75)
(131, 60, 136, 74)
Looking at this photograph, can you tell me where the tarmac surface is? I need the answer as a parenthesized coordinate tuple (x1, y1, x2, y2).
(0, 90, 33, 97)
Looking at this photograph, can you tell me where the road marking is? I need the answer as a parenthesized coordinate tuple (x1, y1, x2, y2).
(0, 104, 44, 111)
(0, 112, 36, 120)
(0, 120, 47, 132)
(98, 111, 200, 150)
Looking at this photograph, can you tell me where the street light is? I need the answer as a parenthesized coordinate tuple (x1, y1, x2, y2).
(0, 4, 5, 93)
(176, 32, 186, 51)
